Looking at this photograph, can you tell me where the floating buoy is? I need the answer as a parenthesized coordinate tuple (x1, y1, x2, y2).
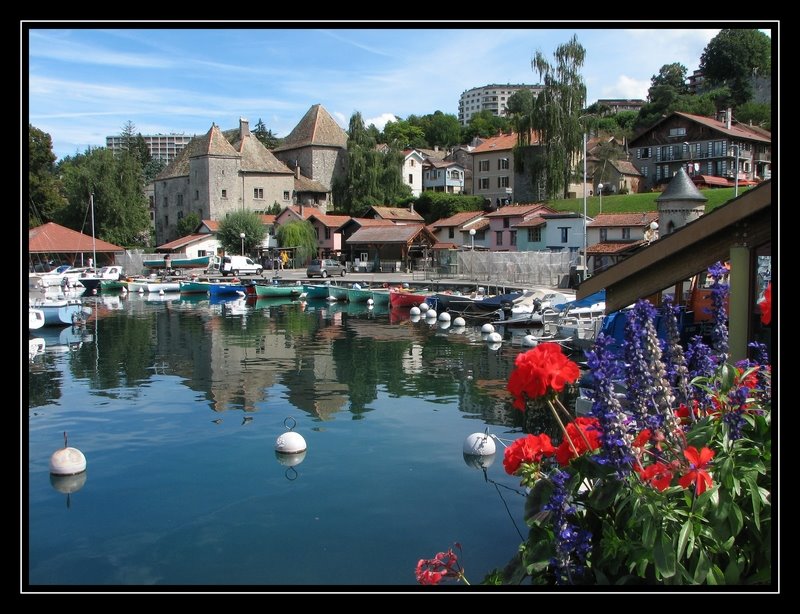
(50, 472, 87, 495)
(275, 417, 307, 454)
(438, 312, 451, 322)
(410, 314, 421, 323)
(275, 450, 307, 468)
(138, 287, 144, 293)
(487, 342, 502, 351)
(91, 289, 97, 295)
(367, 298, 374, 306)
(326, 295, 337, 302)
(419, 302, 429, 313)
(425, 309, 437, 319)
(409, 306, 421, 316)
(453, 317, 466, 327)
(463, 431, 497, 456)
(481, 323, 495, 334)
(159, 289, 165, 295)
(463, 452, 496, 470)
(49, 432, 86, 476)
(522, 335, 539, 347)
(437, 320, 451, 330)
(121, 287, 128, 294)
(486, 331, 502, 343)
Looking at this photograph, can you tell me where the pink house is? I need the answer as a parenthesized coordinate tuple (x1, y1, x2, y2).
(308, 213, 351, 258)
(483, 204, 554, 251)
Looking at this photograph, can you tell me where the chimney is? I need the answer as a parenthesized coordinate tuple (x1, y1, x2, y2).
(726, 108, 732, 130)
(410, 202, 415, 214)
(295, 160, 300, 179)
(239, 117, 250, 139)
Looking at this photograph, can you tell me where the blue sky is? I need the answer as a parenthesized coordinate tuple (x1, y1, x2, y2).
(26, 24, 775, 160)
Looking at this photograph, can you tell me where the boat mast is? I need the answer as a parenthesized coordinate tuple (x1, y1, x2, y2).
(90, 193, 97, 268)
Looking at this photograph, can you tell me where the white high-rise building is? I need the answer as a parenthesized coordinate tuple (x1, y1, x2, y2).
(106, 133, 194, 163)
(457, 83, 544, 126)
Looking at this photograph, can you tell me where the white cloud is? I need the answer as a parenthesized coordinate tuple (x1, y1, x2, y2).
(603, 75, 650, 100)
(364, 113, 398, 130)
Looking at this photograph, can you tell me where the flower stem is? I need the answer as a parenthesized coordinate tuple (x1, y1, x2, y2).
(554, 397, 593, 452)
(547, 399, 580, 457)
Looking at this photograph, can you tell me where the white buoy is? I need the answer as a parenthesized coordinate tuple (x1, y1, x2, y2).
(410, 314, 421, 323)
(453, 317, 466, 327)
(275, 450, 307, 468)
(522, 335, 539, 347)
(419, 302, 429, 313)
(463, 432, 497, 456)
(92, 289, 97, 295)
(367, 298, 374, 306)
(438, 312, 451, 322)
(275, 418, 307, 454)
(481, 323, 495, 334)
(409, 306, 421, 316)
(486, 331, 502, 343)
(463, 452, 496, 470)
(121, 287, 128, 294)
(49, 433, 86, 476)
(159, 289, 165, 295)
(437, 320, 451, 330)
(425, 309, 437, 319)
(50, 472, 87, 494)
(488, 342, 502, 351)
(138, 287, 144, 294)
(326, 295, 337, 302)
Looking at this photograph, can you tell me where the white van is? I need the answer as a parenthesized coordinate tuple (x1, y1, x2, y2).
(220, 255, 263, 277)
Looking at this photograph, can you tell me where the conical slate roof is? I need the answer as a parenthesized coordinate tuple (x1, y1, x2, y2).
(656, 167, 707, 202)
(273, 104, 347, 151)
(232, 133, 294, 174)
(157, 124, 239, 179)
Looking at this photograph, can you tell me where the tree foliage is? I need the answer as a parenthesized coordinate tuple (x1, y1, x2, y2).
(28, 124, 67, 227)
(275, 219, 317, 265)
(700, 29, 771, 107)
(253, 118, 280, 149)
(333, 112, 412, 215)
(461, 110, 512, 143)
(217, 210, 266, 256)
(528, 34, 587, 199)
(56, 146, 151, 247)
(413, 192, 484, 225)
(176, 212, 201, 238)
(382, 118, 427, 149)
(651, 62, 689, 93)
(411, 111, 463, 148)
(735, 101, 771, 130)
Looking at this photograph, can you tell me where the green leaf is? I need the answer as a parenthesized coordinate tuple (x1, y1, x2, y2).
(677, 520, 692, 562)
(724, 558, 741, 584)
(693, 550, 711, 584)
(719, 363, 736, 391)
(686, 524, 696, 558)
(729, 502, 744, 537)
(642, 517, 656, 549)
(653, 532, 676, 578)
(743, 475, 762, 531)
(524, 479, 554, 524)
(587, 477, 624, 510)
(707, 564, 725, 585)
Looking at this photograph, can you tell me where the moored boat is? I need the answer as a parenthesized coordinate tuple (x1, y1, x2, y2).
(78, 265, 125, 293)
(370, 289, 391, 306)
(29, 297, 92, 326)
(389, 288, 430, 309)
(303, 283, 332, 299)
(346, 285, 374, 303)
(127, 278, 182, 293)
(143, 254, 217, 269)
(29, 308, 45, 330)
(245, 282, 303, 298)
(327, 285, 349, 302)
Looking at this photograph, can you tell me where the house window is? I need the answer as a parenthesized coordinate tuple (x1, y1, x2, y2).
(324, 227, 331, 240)
(409, 174, 413, 184)
(510, 231, 517, 246)
(527, 227, 541, 242)
(198, 250, 207, 257)
(164, 215, 168, 226)
(622, 228, 631, 239)
(498, 176, 510, 188)
(448, 228, 454, 239)
(194, 190, 199, 201)
(669, 127, 687, 137)
(599, 228, 608, 242)
(176, 194, 183, 207)
(221, 189, 227, 198)
(496, 231, 503, 245)
(641, 166, 648, 177)
(560, 227, 569, 243)
(639, 147, 651, 159)
(410, 159, 415, 166)
(479, 160, 490, 172)
(475, 230, 486, 240)
(254, 188, 264, 199)
(284, 191, 290, 201)
(479, 178, 489, 190)
(177, 211, 183, 220)
(450, 170, 460, 180)
(503, 218, 510, 229)
(498, 158, 510, 170)
(163, 196, 168, 208)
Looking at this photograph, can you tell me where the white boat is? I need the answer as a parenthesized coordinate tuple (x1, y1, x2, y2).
(544, 292, 607, 349)
(29, 296, 92, 326)
(29, 337, 46, 360)
(29, 307, 46, 330)
(77, 265, 125, 293)
(127, 278, 182, 293)
(493, 289, 575, 326)
(29, 265, 92, 290)
(38, 325, 94, 352)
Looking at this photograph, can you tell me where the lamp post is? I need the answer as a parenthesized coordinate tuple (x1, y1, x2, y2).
(732, 144, 740, 197)
(583, 132, 588, 280)
(469, 228, 476, 281)
(240, 232, 246, 256)
(598, 183, 603, 215)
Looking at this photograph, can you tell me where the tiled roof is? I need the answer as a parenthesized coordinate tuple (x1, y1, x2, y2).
(691, 174, 730, 187)
(310, 213, 351, 228)
(201, 219, 220, 232)
(657, 167, 708, 202)
(470, 133, 519, 154)
(349, 217, 397, 227)
(347, 223, 429, 244)
(259, 214, 276, 225)
(513, 215, 546, 228)
(674, 112, 771, 143)
(29, 222, 124, 253)
(232, 133, 294, 174)
(587, 240, 646, 255)
(465, 218, 491, 231)
(273, 104, 348, 152)
(609, 159, 642, 176)
(368, 206, 425, 222)
(155, 233, 211, 251)
(432, 242, 458, 250)
(294, 174, 330, 193)
(588, 212, 659, 228)
(430, 211, 485, 228)
(484, 204, 550, 218)
(281, 205, 318, 220)
(157, 124, 239, 179)
(417, 147, 447, 161)
(425, 159, 464, 170)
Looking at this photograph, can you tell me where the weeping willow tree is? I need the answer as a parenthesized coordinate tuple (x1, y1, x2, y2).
(332, 112, 412, 215)
(276, 220, 318, 265)
(526, 35, 587, 200)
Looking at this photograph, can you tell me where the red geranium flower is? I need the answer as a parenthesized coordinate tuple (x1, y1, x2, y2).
(758, 282, 771, 326)
(632, 428, 652, 448)
(678, 446, 715, 495)
(507, 343, 581, 410)
(636, 461, 674, 491)
(675, 400, 703, 424)
(415, 545, 465, 585)
(503, 433, 555, 475)
(555, 417, 602, 466)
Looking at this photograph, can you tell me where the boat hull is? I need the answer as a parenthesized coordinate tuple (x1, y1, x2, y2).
(389, 290, 428, 308)
(246, 284, 302, 298)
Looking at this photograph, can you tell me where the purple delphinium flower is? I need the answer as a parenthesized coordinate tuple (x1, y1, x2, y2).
(686, 335, 714, 406)
(748, 341, 772, 403)
(706, 262, 729, 364)
(543, 469, 592, 585)
(623, 300, 676, 432)
(722, 384, 749, 440)
(661, 296, 692, 407)
(586, 334, 634, 477)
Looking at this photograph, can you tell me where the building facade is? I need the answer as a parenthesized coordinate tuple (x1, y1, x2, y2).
(422, 160, 465, 194)
(106, 133, 193, 164)
(484, 204, 552, 251)
(458, 83, 544, 127)
(402, 150, 425, 197)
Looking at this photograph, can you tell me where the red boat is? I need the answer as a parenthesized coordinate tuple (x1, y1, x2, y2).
(389, 288, 429, 309)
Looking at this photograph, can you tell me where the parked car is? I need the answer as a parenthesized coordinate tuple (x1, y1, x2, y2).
(306, 259, 346, 278)
(220, 255, 263, 277)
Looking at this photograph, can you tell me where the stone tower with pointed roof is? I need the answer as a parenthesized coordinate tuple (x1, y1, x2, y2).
(272, 104, 348, 197)
(655, 166, 708, 236)
(154, 119, 295, 244)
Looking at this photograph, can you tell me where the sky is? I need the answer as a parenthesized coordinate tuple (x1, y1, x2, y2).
(25, 22, 777, 161)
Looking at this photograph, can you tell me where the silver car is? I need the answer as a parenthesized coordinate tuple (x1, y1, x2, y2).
(306, 259, 346, 278)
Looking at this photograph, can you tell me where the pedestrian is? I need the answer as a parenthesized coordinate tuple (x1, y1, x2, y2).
(281, 251, 289, 270)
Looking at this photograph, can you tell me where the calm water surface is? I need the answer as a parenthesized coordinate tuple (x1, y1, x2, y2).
(27, 293, 564, 587)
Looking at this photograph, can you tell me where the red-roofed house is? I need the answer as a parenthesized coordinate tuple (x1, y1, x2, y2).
(471, 133, 520, 207)
(586, 212, 659, 274)
(275, 204, 320, 227)
(429, 210, 487, 248)
(629, 111, 771, 190)
(402, 149, 425, 197)
(484, 204, 553, 251)
(308, 213, 351, 258)
(28, 222, 124, 269)
(362, 205, 424, 223)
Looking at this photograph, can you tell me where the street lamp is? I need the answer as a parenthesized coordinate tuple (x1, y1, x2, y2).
(240, 232, 246, 256)
(469, 228, 476, 250)
(583, 132, 588, 280)
(598, 183, 604, 215)
(732, 144, 740, 197)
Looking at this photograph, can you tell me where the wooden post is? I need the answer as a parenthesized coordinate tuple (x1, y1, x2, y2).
(728, 245, 752, 362)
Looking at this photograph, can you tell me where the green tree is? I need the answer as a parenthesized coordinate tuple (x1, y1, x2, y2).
(176, 212, 200, 238)
(506, 89, 535, 138)
(735, 101, 771, 130)
(382, 118, 427, 149)
(700, 29, 771, 107)
(266, 202, 283, 215)
(529, 34, 587, 199)
(57, 146, 151, 247)
(413, 192, 484, 224)
(592, 140, 624, 186)
(143, 158, 167, 185)
(28, 124, 67, 227)
(217, 210, 266, 256)
(651, 62, 689, 92)
(253, 118, 279, 149)
(461, 111, 511, 143)
(420, 111, 462, 148)
(276, 219, 317, 265)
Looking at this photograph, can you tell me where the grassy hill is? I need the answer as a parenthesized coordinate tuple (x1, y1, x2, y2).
(546, 186, 742, 217)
